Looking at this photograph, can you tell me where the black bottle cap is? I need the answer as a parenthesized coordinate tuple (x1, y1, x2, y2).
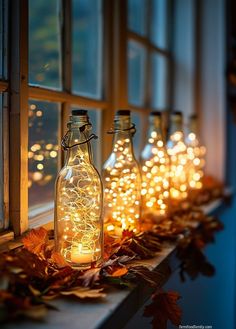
(189, 113, 198, 119)
(116, 109, 130, 116)
(72, 109, 88, 116)
(150, 111, 162, 116)
(172, 110, 182, 116)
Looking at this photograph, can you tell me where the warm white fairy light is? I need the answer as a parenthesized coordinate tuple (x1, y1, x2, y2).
(186, 118, 206, 190)
(55, 111, 103, 268)
(103, 111, 141, 236)
(140, 113, 169, 218)
(167, 113, 188, 200)
(56, 148, 102, 266)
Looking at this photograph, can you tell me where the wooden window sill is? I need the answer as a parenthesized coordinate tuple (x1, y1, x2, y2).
(1, 190, 232, 329)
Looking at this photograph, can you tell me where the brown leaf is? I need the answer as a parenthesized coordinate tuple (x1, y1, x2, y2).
(60, 287, 106, 299)
(50, 252, 70, 268)
(111, 267, 128, 277)
(22, 227, 48, 256)
(143, 289, 182, 329)
(79, 268, 101, 287)
(128, 266, 167, 287)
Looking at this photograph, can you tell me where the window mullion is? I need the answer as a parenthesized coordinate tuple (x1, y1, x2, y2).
(61, 0, 72, 166)
(9, 0, 29, 236)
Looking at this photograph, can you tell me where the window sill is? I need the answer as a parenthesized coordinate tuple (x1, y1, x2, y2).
(1, 190, 232, 329)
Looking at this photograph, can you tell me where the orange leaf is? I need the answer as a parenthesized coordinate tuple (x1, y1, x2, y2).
(50, 252, 70, 268)
(111, 267, 128, 277)
(22, 227, 48, 256)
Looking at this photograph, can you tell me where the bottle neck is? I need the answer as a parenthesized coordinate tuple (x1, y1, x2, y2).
(65, 119, 93, 166)
(188, 117, 198, 135)
(147, 117, 163, 141)
(169, 117, 183, 138)
(112, 115, 135, 156)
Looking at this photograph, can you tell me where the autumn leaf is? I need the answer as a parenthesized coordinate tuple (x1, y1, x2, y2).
(111, 267, 128, 277)
(122, 230, 135, 239)
(22, 227, 49, 256)
(128, 266, 167, 287)
(79, 268, 101, 287)
(60, 287, 106, 299)
(143, 289, 182, 329)
(50, 252, 70, 268)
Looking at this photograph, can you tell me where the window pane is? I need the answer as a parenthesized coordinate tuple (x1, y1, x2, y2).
(0, 0, 8, 79)
(150, 0, 168, 49)
(70, 108, 101, 171)
(151, 52, 168, 109)
(28, 100, 60, 211)
(72, 0, 103, 99)
(132, 112, 141, 159)
(128, 40, 147, 107)
(29, 0, 61, 89)
(128, 0, 147, 36)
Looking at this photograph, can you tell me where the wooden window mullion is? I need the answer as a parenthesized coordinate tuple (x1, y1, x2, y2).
(9, 0, 29, 236)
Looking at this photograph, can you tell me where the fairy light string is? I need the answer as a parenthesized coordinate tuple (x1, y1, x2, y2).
(103, 110, 141, 236)
(186, 115, 206, 190)
(167, 112, 188, 201)
(55, 110, 103, 267)
(140, 112, 169, 218)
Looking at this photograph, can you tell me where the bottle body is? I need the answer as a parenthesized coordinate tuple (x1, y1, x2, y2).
(103, 111, 141, 235)
(185, 115, 206, 189)
(140, 112, 169, 219)
(54, 111, 103, 268)
(167, 112, 188, 200)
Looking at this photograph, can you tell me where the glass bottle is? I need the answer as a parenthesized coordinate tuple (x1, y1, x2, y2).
(140, 112, 169, 219)
(167, 111, 188, 200)
(103, 110, 141, 236)
(54, 110, 103, 268)
(185, 114, 206, 189)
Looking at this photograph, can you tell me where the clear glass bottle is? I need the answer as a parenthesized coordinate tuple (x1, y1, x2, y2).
(140, 112, 169, 219)
(103, 110, 141, 236)
(185, 114, 206, 189)
(167, 111, 188, 200)
(54, 110, 103, 268)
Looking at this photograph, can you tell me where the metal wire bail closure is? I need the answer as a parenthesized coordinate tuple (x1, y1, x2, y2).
(107, 123, 136, 136)
(61, 123, 98, 151)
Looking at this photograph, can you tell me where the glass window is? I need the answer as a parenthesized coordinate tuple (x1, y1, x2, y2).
(150, 52, 168, 109)
(72, 0, 103, 99)
(150, 0, 169, 49)
(132, 111, 142, 159)
(0, 0, 8, 79)
(128, 40, 147, 107)
(29, 0, 62, 89)
(128, 0, 147, 36)
(28, 100, 60, 211)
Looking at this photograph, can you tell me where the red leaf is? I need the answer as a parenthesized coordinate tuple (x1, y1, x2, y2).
(22, 228, 48, 256)
(143, 289, 182, 329)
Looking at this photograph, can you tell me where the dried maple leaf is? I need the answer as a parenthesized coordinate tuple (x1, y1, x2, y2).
(79, 268, 101, 287)
(127, 266, 167, 287)
(111, 267, 128, 277)
(60, 287, 106, 299)
(143, 289, 182, 329)
(50, 252, 70, 268)
(22, 227, 49, 257)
